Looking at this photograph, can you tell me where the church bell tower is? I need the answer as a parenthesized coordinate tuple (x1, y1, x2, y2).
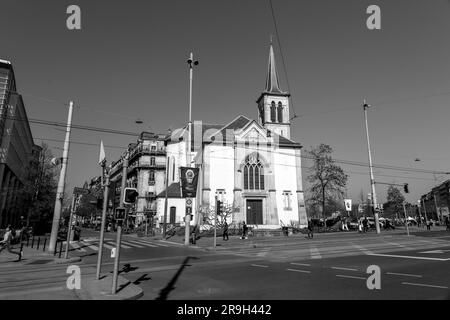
(256, 43, 291, 139)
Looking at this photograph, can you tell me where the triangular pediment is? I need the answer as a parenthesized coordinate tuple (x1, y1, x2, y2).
(236, 120, 269, 143)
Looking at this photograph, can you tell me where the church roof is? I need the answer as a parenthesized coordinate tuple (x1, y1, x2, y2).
(264, 44, 287, 95)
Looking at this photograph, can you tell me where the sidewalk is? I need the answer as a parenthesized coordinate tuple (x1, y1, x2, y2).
(147, 226, 449, 251)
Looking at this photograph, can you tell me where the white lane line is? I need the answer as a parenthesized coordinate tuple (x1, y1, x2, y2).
(251, 264, 269, 268)
(367, 253, 449, 261)
(121, 241, 144, 248)
(257, 251, 269, 257)
(0, 286, 64, 298)
(331, 267, 358, 271)
(80, 241, 98, 251)
(309, 247, 322, 259)
(290, 263, 311, 267)
(287, 268, 311, 274)
(402, 282, 448, 289)
(70, 242, 86, 252)
(386, 272, 422, 278)
(388, 242, 409, 249)
(336, 275, 365, 280)
(352, 244, 373, 255)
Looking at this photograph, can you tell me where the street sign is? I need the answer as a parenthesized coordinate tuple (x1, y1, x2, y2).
(186, 198, 192, 206)
(344, 199, 352, 212)
(111, 248, 116, 258)
(186, 207, 192, 215)
(180, 167, 199, 198)
(73, 187, 89, 195)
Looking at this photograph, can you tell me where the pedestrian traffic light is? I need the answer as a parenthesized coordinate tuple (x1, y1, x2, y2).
(115, 207, 126, 220)
(123, 188, 139, 204)
(404, 184, 409, 194)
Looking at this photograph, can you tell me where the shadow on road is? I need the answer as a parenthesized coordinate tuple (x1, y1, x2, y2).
(156, 256, 198, 300)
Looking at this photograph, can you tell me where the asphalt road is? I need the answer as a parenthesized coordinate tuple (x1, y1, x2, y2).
(1, 227, 450, 300)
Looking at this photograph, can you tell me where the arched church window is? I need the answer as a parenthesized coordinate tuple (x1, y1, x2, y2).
(277, 102, 283, 123)
(270, 101, 276, 122)
(243, 154, 265, 190)
(172, 157, 176, 181)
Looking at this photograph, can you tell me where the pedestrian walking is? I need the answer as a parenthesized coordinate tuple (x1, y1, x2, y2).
(307, 219, 314, 238)
(426, 220, 431, 230)
(341, 217, 349, 231)
(222, 221, 229, 241)
(0, 225, 22, 261)
(363, 217, 369, 233)
(241, 222, 248, 240)
(358, 221, 363, 233)
(190, 225, 198, 244)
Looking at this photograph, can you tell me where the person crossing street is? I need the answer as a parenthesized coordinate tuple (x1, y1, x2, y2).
(0, 225, 22, 261)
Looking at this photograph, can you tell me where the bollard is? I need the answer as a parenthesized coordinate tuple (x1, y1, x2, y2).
(37, 237, 40, 250)
(58, 241, 63, 258)
(31, 235, 35, 248)
(43, 238, 47, 251)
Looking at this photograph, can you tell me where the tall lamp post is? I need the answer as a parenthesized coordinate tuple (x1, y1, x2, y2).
(363, 100, 381, 234)
(185, 53, 198, 246)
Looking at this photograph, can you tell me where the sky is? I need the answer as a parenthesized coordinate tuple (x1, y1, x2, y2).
(1, 0, 450, 205)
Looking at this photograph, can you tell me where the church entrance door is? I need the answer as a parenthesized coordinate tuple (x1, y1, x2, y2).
(246, 199, 263, 225)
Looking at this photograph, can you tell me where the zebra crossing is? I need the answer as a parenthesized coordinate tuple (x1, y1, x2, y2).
(212, 236, 450, 261)
(63, 237, 176, 254)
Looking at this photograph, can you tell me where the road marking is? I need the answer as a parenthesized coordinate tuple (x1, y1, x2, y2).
(121, 241, 144, 248)
(70, 242, 86, 252)
(386, 272, 422, 278)
(80, 241, 98, 251)
(251, 264, 269, 268)
(351, 244, 373, 255)
(287, 268, 311, 274)
(388, 242, 409, 249)
(309, 247, 322, 259)
(419, 250, 450, 254)
(336, 275, 365, 280)
(257, 250, 269, 257)
(290, 263, 311, 267)
(331, 267, 358, 271)
(159, 240, 184, 246)
(128, 240, 157, 248)
(402, 282, 448, 289)
(102, 242, 115, 250)
(367, 253, 450, 261)
(0, 286, 64, 298)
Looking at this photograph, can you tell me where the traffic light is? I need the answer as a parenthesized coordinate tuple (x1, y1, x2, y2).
(123, 188, 139, 204)
(115, 207, 126, 220)
(404, 184, 409, 194)
(216, 199, 224, 215)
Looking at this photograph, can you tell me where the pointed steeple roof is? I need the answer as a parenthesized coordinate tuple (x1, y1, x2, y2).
(264, 43, 285, 94)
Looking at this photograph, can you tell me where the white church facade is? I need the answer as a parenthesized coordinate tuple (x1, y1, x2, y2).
(156, 44, 308, 229)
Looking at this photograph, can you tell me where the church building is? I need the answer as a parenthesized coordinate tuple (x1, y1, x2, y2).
(156, 44, 308, 229)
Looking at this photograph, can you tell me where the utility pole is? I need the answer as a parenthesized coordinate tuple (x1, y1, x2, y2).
(64, 194, 76, 259)
(112, 152, 128, 294)
(402, 202, 410, 236)
(163, 155, 169, 238)
(363, 100, 381, 234)
(95, 171, 110, 280)
(214, 196, 217, 250)
(185, 52, 198, 246)
(48, 101, 73, 253)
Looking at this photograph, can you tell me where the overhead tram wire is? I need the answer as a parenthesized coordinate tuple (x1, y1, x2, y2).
(268, 0, 298, 121)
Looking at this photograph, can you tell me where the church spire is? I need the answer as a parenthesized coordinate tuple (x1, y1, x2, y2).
(264, 43, 285, 94)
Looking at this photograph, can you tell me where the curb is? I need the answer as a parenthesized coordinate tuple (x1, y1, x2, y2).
(75, 274, 144, 300)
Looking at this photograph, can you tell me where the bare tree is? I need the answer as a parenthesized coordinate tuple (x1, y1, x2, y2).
(307, 144, 348, 220)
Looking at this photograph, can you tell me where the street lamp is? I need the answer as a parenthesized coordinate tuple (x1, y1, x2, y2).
(363, 100, 381, 234)
(185, 53, 199, 246)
